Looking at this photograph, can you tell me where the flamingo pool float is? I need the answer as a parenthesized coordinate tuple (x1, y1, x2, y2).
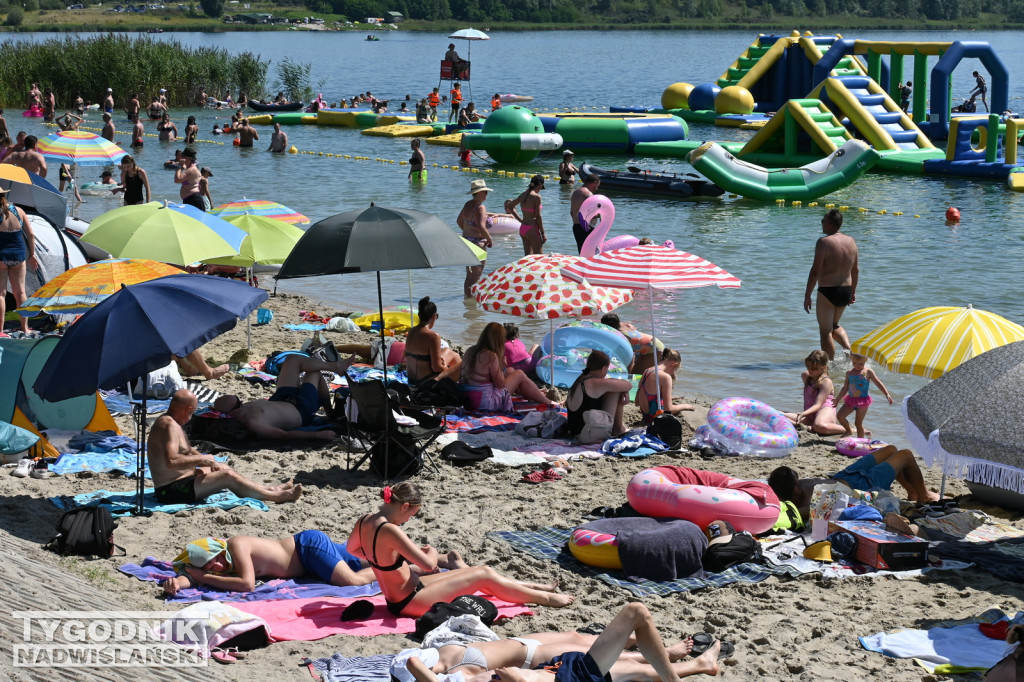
(578, 194, 673, 257)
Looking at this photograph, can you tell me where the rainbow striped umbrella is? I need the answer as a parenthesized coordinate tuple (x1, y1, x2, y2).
(36, 130, 127, 166)
(209, 198, 310, 224)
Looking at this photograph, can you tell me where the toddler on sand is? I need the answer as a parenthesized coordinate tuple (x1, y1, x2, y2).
(783, 350, 845, 436)
(835, 353, 892, 438)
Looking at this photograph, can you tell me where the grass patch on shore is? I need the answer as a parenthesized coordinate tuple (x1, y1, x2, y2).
(59, 557, 118, 586)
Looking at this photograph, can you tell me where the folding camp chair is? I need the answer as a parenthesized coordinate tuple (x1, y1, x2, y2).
(344, 379, 443, 479)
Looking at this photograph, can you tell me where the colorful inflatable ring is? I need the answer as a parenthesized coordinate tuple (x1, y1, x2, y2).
(536, 320, 634, 388)
(627, 468, 780, 534)
(486, 214, 522, 235)
(568, 527, 621, 569)
(23, 106, 44, 118)
(836, 437, 889, 458)
(706, 397, 798, 458)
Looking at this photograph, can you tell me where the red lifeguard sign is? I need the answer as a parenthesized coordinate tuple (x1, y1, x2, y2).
(441, 60, 470, 81)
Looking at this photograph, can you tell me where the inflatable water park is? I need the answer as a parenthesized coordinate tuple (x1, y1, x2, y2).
(238, 30, 1023, 202)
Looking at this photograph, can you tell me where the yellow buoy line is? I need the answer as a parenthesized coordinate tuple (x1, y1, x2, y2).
(775, 199, 916, 217)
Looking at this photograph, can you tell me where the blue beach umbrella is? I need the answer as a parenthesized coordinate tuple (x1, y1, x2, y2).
(33, 275, 267, 514)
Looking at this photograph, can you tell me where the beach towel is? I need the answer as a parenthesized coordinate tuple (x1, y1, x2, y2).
(66, 430, 138, 453)
(50, 489, 269, 517)
(237, 364, 277, 385)
(102, 381, 220, 416)
(488, 527, 794, 598)
(600, 433, 668, 457)
(915, 510, 1024, 543)
(305, 653, 395, 682)
(118, 556, 382, 603)
(231, 594, 531, 642)
(435, 433, 603, 466)
(444, 413, 521, 433)
(283, 323, 328, 331)
(928, 534, 1024, 582)
(860, 608, 1021, 673)
(51, 451, 227, 477)
(584, 518, 706, 581)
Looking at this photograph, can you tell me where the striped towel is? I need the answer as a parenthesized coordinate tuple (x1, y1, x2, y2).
(103, 382, 222, 416)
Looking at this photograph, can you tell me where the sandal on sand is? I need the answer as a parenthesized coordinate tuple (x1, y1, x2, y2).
(690, 633, 734, 658)
(520, 470, 547, 484)
(577, 623, 605, 636)
(212, 649, 248, 664)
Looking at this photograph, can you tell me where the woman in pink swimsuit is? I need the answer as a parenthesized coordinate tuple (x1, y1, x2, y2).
(782, 349, 845, 436)
(505, 174, 546, 256)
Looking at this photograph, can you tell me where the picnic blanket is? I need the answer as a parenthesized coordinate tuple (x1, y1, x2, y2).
(861, 608, 1020, 674)
(50, 489, 269, 517)
(118, 557, 382, 603)
(444, 413, 521, 433)
(304, 653, 395, 682)
(51, 451, 227, 477)
(232, 594, 531, 641)
(488, 527, 797, 598)
(102, 381, 220, 416)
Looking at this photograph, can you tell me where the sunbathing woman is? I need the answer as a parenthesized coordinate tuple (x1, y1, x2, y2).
(635, 348, 693, 424)
(460, 322, 558, 412)
(346, 482, 574, 617)
(406, 602, 721, 682)
(405, 296, 462, 386)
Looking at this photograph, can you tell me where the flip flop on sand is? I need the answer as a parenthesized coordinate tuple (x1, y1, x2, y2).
(690, 633, 735, 658)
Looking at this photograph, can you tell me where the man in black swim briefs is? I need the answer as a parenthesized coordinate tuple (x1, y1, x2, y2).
(803, 209, 858, 360)
(148, 390, 305, 506)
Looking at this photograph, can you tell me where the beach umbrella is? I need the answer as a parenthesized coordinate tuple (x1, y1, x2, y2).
(903, 340, 1024, 498)
(17, 258, 184, 317)
(35, 130, 128, 166)
(561, 244, 740, 409)
(276, 202, 481, 479)
(209, 198, 310, 224)
(81, 201, 245, 266)
(851, 305, 1024, 380)
(33, 275, 267, 515)
(0, 166, 67, 228)
(472, 253, 634, 387)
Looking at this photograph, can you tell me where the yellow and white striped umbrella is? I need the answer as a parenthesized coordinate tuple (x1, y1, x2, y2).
(851, 305, 1024, 380)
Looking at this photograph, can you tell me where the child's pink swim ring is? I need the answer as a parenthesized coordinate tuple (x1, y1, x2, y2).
(836, 437, 888, 457)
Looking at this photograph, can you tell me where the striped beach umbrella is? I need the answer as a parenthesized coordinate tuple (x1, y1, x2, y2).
(851, 305, 1024, 380)
(561, 244, 741, 407)
(209, 198, 310, 224)
(35, 130, 128, 166)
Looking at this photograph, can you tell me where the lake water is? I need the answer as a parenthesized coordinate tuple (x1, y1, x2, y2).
(10, 29, 1024, 446)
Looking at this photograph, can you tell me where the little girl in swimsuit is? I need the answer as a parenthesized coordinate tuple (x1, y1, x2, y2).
(835, 353, 892, 438)
(783, 350, 845, 436)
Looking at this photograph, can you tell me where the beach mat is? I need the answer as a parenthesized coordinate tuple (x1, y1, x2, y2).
(102, 381, 221, 416)
(305, 654, 394, 682)
(118, 556, 381, 603)
(50, 488, 269, 517)
(233, 594, 532, 641)
(488, 527, 799, 598)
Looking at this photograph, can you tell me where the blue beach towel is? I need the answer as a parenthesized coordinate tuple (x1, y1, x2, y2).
(600, 433, 667, 457)
(50, 489, 269, 517)
(51, 451, 227, 478)
(487, 527, 799, 598)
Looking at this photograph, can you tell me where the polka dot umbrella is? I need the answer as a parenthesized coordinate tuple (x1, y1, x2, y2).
(472, 253, 634, 386)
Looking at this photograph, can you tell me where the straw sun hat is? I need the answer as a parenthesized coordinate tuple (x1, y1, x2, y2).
(469, 179, 493, 194)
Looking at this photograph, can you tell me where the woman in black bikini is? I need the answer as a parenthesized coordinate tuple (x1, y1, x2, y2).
(346, 483, 574, 617)
(405, 297, 461, 386)
(565, 351, 631, 440)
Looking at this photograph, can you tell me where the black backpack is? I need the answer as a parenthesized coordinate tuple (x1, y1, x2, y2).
(702, 531, 762, 573)
(45, 507, 125, 558)
(647, 414, 683, 449)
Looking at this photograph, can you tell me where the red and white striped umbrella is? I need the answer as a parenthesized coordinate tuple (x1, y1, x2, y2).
(561, 244, 740, 411)
(559, 244, 741, 291)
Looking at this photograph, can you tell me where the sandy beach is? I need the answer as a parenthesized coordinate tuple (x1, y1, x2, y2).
(1, 288, 1019, 682)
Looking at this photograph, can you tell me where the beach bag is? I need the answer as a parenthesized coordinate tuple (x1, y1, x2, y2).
(647, 414, 682, 449)
(45, 507, 124, 558)
(411, 377, 463, 407)
(702, 531, 761, 573)
(578, 409, 613, 444)
(517, 410, 567, 439)
(370, 337, 397, 369)
(440, 442, 493, 466)
(414, 595, 498, 640)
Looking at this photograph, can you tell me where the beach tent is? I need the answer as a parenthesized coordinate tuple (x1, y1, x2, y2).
(0, 337, 119, 459)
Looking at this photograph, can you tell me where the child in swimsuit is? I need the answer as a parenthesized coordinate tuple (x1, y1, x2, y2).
(634, 348, 693, 424)
(835, 353, 892, 438)
(782, 350, 845, 437)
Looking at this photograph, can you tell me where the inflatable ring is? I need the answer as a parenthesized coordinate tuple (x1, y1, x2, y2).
(568, 528, 621, 569)
(836, 437, 888, 458)
(706, 397, 798, 458)
(627, 468, 780, 534)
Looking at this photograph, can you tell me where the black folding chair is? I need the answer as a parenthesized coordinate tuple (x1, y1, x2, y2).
(344, 380, 444, 479)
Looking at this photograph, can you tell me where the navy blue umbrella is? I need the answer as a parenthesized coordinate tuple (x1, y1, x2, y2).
(34, 274, 267, 514)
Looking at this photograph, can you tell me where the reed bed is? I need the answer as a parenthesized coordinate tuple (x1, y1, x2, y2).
(0, 34, 267, 107)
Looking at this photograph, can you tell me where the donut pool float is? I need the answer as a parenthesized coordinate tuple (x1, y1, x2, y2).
(705, 397, 798, 458)
(536, 320, 634, 389)
(568, 527, 621, 569)
(836, 437, 888, 457)
(486, 214, 522, 235)
(627, 468, 780, 534)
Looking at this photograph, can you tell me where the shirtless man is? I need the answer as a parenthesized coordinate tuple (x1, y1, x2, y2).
(101, 113, 116, 143)
(457, 179, 494, 297)
(570, 174, 599, 254)
(2, 135, 48, 178)
(130, 114, 144, 149)
(103, 88, 115, 114)
(211, 354, 353, 441)
(235, 119, 259, 147)
(175, 148, 204, 211)
(125, 93, 141, 121)
(768, 444, 940, 522)
(803, 209, 857, 360)
(57, 112, 83, 132)
(267, 122, 288, 152)
(147, 390, 303, 506)
(147, 97, 166, 120)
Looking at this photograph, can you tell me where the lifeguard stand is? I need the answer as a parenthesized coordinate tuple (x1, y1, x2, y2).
(439, 60, 473, 106)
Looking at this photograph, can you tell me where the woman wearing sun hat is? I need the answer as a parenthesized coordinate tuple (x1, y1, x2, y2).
(559, 149, 578, 185)
(457, 179, 495, 297)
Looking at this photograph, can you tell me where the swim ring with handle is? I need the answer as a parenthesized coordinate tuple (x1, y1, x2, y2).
(626, 466, 780, 534)
(567, 528, 621, 569)
(705, 397, 798, 458)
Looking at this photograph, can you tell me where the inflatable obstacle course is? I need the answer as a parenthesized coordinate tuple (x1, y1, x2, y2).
(738, 98, 851, 164)
(923, 114, 1024, 179)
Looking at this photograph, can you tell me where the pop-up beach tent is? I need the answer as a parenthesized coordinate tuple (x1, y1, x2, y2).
(0, 337, 119, 459)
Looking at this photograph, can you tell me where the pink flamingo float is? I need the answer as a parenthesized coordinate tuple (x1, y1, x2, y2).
(578, 194, 673, 257)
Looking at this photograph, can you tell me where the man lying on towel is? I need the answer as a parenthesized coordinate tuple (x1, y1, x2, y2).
(211, 354, 354, 441)
(148, 390, 303, 505)
(769, 444, 940, 522)
(161, 533, 468, 595)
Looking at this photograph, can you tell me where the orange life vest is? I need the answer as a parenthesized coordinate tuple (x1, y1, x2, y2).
(491, 97, 501, 110)
(428, 93, 440, 107)
(450, 88, 463, 105)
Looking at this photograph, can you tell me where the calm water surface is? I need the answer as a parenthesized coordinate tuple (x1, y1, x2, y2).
(9, 29, 1024, 446)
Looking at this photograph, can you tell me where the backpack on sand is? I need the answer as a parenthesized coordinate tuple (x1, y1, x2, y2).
(45, 507, 125, 558)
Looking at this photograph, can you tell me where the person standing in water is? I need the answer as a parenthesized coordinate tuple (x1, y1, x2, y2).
(175, 148, 204, 211)
(505, 174, 546, 256)
(571, 174, 600, 253)
(457, 179, 494, 297)
(267, 122, 288, 152)
(408, 138, 426, 182)
(803, 209, 857, 360)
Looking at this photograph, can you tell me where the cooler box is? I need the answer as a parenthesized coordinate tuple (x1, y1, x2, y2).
(828, 519, 928, 570)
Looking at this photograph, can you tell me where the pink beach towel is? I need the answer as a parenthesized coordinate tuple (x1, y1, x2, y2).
(234, 594, 532, 641)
